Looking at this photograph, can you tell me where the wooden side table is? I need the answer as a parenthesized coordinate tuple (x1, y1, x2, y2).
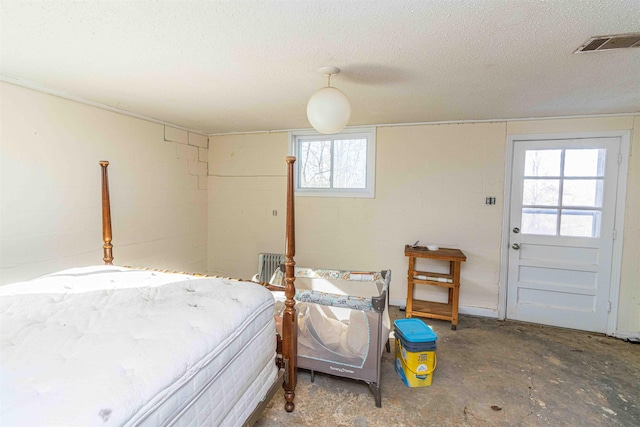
(404, 245, 466, 330)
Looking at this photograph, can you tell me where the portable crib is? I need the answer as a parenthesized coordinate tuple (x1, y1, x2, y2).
(271, 267, 391, 407)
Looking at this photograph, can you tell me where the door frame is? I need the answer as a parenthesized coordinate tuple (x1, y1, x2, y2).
(498, 130, 631, 335)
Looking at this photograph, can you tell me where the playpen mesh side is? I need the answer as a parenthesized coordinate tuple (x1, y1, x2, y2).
(274, 300, 371, 367)
(271, 267, 390, 371)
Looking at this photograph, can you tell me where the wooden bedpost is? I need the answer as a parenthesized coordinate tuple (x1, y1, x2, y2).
(99, 161, 114, 265)
(283, 156, 297, 412)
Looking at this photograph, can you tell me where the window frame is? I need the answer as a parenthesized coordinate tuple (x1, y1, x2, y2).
(289, 127, 376, 198)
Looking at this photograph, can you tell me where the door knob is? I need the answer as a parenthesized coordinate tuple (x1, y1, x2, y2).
(513, 227, 520, 234)
(512, 243, 520, 250)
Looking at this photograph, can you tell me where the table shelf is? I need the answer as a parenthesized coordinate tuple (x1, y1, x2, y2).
(411, 300, 453, 319)
(405, 245, 466, 330)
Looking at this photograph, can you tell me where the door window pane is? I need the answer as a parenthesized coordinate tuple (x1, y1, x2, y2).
(562, 179, 604, 207)
(522, 208, 558, 235)
(564, 149, 605, 177)
(299, 140, 331, 188)
(523, 179, 559, 206)
(333, 138, 367, 189)
(560, 210, 601, 238)
(525, 150, 561, 177)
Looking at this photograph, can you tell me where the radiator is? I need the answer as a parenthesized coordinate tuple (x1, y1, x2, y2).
(257, 253, 285, 283)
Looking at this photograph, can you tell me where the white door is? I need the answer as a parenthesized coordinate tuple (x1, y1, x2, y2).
(507, 136, 621, 333)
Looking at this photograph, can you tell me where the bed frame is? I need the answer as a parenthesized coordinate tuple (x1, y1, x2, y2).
(98, 158, 298, 416)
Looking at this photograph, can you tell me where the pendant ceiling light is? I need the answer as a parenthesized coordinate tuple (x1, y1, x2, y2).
(306, 66, 351, 134)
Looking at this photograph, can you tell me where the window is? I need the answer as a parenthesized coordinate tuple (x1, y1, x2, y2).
(290, 128, 376, 198)
(520, 148, 606, 238)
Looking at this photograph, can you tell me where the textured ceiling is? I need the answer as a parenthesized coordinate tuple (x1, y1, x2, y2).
(1, 0, 639, 134)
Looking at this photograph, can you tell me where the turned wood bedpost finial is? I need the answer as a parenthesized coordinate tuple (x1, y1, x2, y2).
(99, 161, 114, 265)
(283, 156, 297, 412)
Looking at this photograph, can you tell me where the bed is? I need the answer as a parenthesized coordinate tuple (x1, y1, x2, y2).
(0, 158, 298, 426)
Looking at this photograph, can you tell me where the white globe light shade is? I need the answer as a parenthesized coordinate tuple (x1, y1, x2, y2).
(306, 86, 351, 134)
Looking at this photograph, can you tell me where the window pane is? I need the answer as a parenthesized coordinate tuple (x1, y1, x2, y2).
(293, 128, 375, 198)
(333, 138, 367, 189)
(522, 208, 558, 235)
(523, 179, 559, 206)
(299, 140, 331, 188)
(524, 150, 561, 177)
(564, 149, 605, 177)
(560, 210, 601, 238)
(562, 179, 604, 207)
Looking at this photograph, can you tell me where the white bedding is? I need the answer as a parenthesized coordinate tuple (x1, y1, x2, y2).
(0, 266, 277, 427)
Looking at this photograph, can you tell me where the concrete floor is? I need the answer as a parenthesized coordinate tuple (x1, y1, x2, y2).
(256, 307, 639, 426)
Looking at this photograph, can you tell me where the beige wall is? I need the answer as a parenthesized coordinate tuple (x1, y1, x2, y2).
(208, 123, 507, 310)
(1, 81, 635, 335)
(623, 116, 640, 335)
(207, 132, 289, 277)
(208, 116, 639, 335)
(0, 82, 208, 284)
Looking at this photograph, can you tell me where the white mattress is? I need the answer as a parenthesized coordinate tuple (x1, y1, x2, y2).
(0, 266, 277, 427)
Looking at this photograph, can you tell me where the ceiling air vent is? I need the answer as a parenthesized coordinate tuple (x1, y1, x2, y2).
(575, 33, 640, 53)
